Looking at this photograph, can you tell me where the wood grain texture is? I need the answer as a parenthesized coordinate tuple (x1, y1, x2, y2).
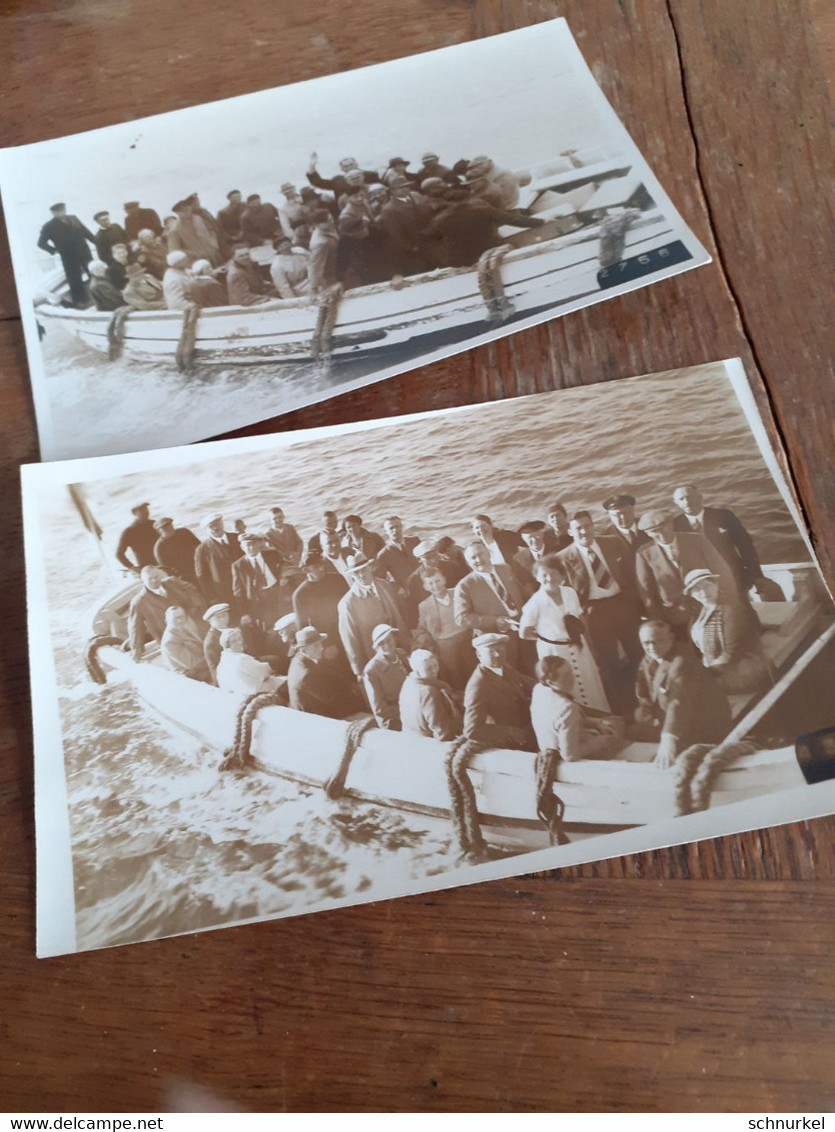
(0, 0, 833, 1114)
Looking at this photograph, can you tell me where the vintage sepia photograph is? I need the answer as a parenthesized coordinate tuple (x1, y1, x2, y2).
(23, 358, 835, 957)
(0, 19, 709, 461)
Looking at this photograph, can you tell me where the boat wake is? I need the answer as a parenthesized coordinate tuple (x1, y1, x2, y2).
(59, 683, 453, 950)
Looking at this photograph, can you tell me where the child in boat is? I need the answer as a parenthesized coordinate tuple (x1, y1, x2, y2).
(530, 655, 624, 764)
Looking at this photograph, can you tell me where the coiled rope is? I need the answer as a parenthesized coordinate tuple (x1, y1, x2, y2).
(444, 737, 488, 860)
(534, 748, 570, 845)
(476, 244, 514, 322)
(674, 739, 759, 816)
(324, 716, 377, 800)
(85, 635, 124, 685)
(106, 306, 135, 361)
(176, 302, 200, 374)
(219, 689, 284, 772)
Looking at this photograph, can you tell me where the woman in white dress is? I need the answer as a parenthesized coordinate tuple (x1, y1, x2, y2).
(518, 554, 610, 711)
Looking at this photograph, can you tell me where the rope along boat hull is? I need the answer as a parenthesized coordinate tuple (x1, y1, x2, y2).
(38, 213, 678, 367)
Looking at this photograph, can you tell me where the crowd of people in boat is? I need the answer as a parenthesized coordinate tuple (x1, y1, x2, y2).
(36, 151, 547, 312)
(112, 481, 780, 776)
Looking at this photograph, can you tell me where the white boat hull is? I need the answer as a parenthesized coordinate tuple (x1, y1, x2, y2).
(38, 213, 678, 367)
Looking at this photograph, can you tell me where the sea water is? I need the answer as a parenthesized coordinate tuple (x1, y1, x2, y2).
(35, 365, 811, 949)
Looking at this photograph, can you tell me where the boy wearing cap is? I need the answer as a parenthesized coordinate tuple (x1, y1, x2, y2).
(362, 625, 410, 730)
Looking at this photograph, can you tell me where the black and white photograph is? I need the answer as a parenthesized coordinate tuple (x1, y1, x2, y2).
(23, 358, 835, 958)
(0, 19, 709, 461)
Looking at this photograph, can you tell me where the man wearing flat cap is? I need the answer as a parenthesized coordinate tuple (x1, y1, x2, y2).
(337, 554, 407, 678)
(167, 199, 223, 266)
(194, 513, 241, 605)
(514, 520, 552, 599)
(634, 509, 738, 628)
(115, 502, 158, 574)
(415, 151, 460, 187)
(462, 633, 536, 750)
(92, 210, 127, 266)
(123, 200, 162, 243)
(362, 624, 410, 730)
(37, 203, 96, 307)
(153, 516, 200, 586)
(240, 193, 281, 247)
(122, 262, 166, 310)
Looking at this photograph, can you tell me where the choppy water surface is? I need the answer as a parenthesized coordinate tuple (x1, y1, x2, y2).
(40, 364, 812, 950)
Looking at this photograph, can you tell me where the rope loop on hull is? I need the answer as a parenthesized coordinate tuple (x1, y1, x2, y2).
(107, 306, 135, 361)
(220, 690, 284, 772)
(324, 716, 377, 800)
(476, 244, 515, 323)
(675, 739, 759, 815)
(444, 737, 488, 861)
(85, 635, 124, 685)
(176, 302, 200, 374)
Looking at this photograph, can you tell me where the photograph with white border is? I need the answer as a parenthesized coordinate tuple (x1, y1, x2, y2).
(23, 358, 835, 957)
(1, 19, 709, 461)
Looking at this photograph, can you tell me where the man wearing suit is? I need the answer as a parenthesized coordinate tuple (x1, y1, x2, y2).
(231, 534, 287, 628)
(37, 203, 96, 307)
(671, 484, 765, 597)
(128, 565, 205, 662)
(194, 513, 241, 606)
(635, 509, 738, 627)
(337, 553, 408, 678)
(629, 620, 732, 768)
(558, 510, 643, 714)
(462, 633, 536, 750)
(470, 514, 522, 566)
(287, 626, 360, 719)
(455, 539, 524, 649)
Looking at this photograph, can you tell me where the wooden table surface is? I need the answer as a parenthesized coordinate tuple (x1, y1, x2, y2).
(1, 0, 833, 1114)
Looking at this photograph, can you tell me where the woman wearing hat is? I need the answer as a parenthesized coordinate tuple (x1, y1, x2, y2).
(518, 555, 610, 711)
(684, 569, 771, 695)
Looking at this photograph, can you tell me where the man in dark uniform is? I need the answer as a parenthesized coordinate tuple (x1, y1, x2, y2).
(462, 633, 536, 750)
(216, 190, 245, 242)
(37, 203, 95, 307)
(123, 201, 162, 242)
(153, 517, 200, 585)
(603, 492, 650, 553)
(115, 502, 157, 574)
(93, 210, 128, 264)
